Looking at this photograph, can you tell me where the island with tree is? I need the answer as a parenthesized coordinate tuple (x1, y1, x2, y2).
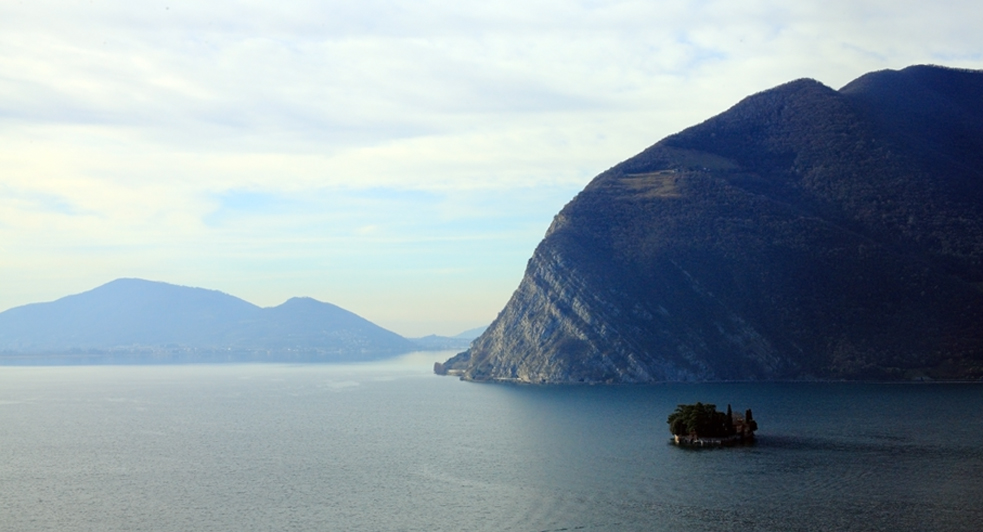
(667, 402, 757, 447)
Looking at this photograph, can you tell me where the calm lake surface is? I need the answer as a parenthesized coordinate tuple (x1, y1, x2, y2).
(1, 354, 981, 532)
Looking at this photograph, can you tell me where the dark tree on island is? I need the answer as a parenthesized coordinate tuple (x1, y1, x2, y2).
(744, 408, 758, 432)
(667, 402, 734, 438)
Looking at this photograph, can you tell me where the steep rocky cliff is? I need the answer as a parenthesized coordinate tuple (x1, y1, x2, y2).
(439, 65, 983, 383)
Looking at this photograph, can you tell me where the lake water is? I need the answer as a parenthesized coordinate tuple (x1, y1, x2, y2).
(1, 354, 981, 532)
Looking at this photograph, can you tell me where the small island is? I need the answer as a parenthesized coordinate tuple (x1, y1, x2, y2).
(667, 402, 757, 447)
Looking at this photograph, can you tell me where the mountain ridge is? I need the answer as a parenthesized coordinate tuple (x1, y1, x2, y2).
(0, 278, 416, 363)
(440, 65, 983, 383)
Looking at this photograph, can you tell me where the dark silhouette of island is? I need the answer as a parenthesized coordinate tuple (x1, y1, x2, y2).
(0, 278, 417, 364)
(439, 65, 983, 383)
(668, 403, 757, 447)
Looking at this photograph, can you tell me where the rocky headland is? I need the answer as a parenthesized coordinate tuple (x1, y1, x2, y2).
(439, 65, 983, 383)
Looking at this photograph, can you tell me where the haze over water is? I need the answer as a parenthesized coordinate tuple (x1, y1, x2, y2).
(1, 357, 980, 531)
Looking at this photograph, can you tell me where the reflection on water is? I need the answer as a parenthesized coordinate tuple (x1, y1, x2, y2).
(0, 363, 981, 532)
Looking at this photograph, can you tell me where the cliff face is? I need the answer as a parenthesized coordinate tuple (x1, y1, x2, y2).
(441, 65, 983, 383)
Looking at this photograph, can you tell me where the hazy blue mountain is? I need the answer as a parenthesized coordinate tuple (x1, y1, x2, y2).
(0, 278, 415, 363)
(408, 326, 489, 351)
(246, 296, 411, 353)
(409, 335, 473, 351)
(453, 326, 488, 340)
(440, 65, 983, 383)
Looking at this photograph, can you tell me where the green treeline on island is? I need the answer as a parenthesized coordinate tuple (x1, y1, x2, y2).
(667, 402, 757, 442)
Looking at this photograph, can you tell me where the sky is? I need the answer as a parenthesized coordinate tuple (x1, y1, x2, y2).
(2, 1, 982, 337)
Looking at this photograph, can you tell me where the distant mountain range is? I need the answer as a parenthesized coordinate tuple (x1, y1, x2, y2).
(440, 65, 983, 383)
(453, 326, 488, 339)
(0, 278, 476, 364)
(409, 326, 488, 351)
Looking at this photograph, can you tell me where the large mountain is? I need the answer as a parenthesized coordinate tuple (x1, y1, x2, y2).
(438, 65, 983, 383)
(0, 278, 415, 363)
